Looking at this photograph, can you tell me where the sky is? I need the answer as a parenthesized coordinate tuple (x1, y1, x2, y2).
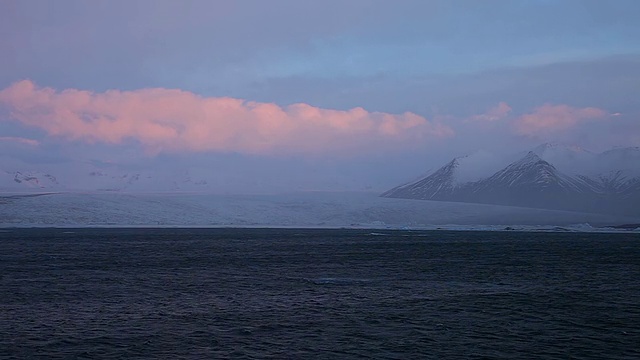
(1, 0, 639, 192)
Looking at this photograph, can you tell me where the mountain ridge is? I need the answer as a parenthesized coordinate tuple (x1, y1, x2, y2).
(382, 144, 640, 216)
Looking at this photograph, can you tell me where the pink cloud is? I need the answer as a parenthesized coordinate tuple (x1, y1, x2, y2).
(514, 104, 608, 136)
(0, 80, 453, 155)
(0, 136, 39, 146)
(469, 102, 512, 122)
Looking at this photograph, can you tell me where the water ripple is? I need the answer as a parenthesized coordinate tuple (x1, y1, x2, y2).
(1, 228, 639, 359)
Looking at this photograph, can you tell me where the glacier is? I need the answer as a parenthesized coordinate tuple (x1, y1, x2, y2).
(0, 191, 637, 231)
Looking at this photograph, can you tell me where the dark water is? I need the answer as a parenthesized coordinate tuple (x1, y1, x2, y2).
(1, 229, 639, 359)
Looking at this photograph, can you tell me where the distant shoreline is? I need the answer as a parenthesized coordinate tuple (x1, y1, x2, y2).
(1, 225, 638, 234)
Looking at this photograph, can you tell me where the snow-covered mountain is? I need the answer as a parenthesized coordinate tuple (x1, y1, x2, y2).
(380, 151, 509, 200)
(0, 156, 379, 194)
(1, 170, 62, 190)
(383, 144, 640, 216)
(474, 152, 593, 194)
(0, 161, 212, 193)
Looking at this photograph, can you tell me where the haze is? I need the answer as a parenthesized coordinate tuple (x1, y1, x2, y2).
(1, 0, 639, 193)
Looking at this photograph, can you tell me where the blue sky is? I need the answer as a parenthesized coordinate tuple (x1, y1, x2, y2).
(3, 0, 640, 90)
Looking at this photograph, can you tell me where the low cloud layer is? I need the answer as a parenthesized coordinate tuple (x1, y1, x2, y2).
(0, 136, 39, 146)
(469, 102, 512, 122)
(0, 80, 452, 155)
(466, 102, 610, 137)
(513, 104, 608, 136)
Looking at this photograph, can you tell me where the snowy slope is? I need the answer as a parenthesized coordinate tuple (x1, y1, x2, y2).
(468, 152, 602, 211)
(381, 151, 509, 200)
(381, 158, 462, 199)
(474, 152, 592, 194)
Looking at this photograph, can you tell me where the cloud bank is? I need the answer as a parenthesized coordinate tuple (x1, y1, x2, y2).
(0, 80, 452, 155)
(469, 102, 512, 122)
(513, 104, 608, 136)
(0, 136, 39, 146)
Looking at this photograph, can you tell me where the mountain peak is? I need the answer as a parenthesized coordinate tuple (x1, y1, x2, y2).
(531, 143, 595, 175)
(514, 151, 548, 167)
(481, 151, 564, 190)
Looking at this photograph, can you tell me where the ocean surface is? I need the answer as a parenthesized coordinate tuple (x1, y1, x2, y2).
(1, 228, 639, 359)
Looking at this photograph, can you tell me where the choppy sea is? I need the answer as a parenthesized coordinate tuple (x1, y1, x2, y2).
(1, 228, 639, 359)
